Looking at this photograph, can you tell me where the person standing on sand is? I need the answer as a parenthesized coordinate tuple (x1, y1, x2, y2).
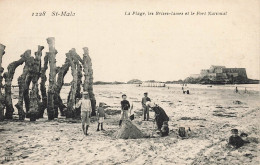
(75, 92, 92, 135)
(119, 94, 131, 126)
(244, 87, 247, 93)
(146, 101, 169, 131)
(142, 92, 151, 121)
(182, 86, 186, 94)
(97, 102, 105, 131)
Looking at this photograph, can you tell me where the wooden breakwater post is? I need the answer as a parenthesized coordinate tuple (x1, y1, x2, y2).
(28, 46, 44, 121)
(4, 50, 31, 119)
(83, 47, 96, 116)
(15, 50, 32, 120)
(46, 37, 57, 120)
(66, 50, 77, 118)
(0, 44, 5, 121)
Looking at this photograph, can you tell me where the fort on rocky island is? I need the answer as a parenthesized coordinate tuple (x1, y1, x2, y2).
(188, 65, 250, 84)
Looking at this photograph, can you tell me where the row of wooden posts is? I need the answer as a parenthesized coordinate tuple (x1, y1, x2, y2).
(0, 37, 96, 121)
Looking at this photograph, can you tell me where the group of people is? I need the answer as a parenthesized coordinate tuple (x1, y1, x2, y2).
(74, 91, 169, 137)
(182, 84, 190, 94)
(235, 86, 248, 94)
(75, 90, 253, 151)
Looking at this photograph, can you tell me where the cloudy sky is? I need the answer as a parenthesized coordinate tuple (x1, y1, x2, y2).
(0, 0, 259, 84)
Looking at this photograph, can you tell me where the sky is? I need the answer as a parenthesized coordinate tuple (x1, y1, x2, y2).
(0, 0, 259, 84)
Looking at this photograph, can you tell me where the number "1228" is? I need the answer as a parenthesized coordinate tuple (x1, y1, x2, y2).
(32, 11, 46, 16)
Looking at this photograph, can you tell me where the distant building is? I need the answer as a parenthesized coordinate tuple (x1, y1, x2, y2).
(141, 81, 165, 87)
(192, 65, 248, 83)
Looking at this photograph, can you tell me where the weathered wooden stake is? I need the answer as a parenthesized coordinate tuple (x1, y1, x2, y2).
(73, 50, 82, 119)
(66, 49, 78, 118)
(83, 47, 96, 116)
(53, 66, 60, 118)
(23, 68, 33, 117)
(15, 50, 33, 120)
(4, 50, 30, 119)
(28, 46, 44, 121)
(55, 58, 70, 116)
(47, 37, 57, 120)
(38, 53, 48, 118)
(0, 44, 5, 121)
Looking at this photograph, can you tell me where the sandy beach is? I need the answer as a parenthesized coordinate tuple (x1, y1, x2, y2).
(0, 84, 259, 165)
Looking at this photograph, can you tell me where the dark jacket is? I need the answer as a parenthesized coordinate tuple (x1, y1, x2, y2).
(142, 96, 151, 107)
(121, 100, 130, 110)
(229, 136, 244, 148)
(151, 106, 169, 130)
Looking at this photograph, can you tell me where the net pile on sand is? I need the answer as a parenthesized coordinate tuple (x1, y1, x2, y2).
(113, 120, 144, 139)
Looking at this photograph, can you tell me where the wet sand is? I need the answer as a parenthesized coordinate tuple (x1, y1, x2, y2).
(0, 84, 259, 165)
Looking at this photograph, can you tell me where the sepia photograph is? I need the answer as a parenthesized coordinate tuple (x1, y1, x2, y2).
(0, 0, 259, 164)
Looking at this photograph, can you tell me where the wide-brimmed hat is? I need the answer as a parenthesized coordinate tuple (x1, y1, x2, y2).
(146, 101, 155, 107)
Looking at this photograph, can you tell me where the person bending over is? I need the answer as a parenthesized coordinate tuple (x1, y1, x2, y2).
(146, 101, 169, 131)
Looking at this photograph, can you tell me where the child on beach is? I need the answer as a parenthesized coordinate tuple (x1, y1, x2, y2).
(97, 102, 105, 131)
(161, 121, 169, 137)
(75, 92, 92, 135)
(235, 86, 238, 93)
(228, 129, 244, 148)
(142, 92, 151, 121)
(119, 94, 131, 126)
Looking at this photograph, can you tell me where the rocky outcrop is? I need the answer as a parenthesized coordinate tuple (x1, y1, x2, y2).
(127, 79, 142, 84)
(188, 65, 250, 84)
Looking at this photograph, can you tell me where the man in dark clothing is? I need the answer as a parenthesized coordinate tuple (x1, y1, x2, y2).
(146, 102, 169, 130)
(229, 129, 244, 148)
(142, 92, 151, 121)
(119, 94, 131, 126)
